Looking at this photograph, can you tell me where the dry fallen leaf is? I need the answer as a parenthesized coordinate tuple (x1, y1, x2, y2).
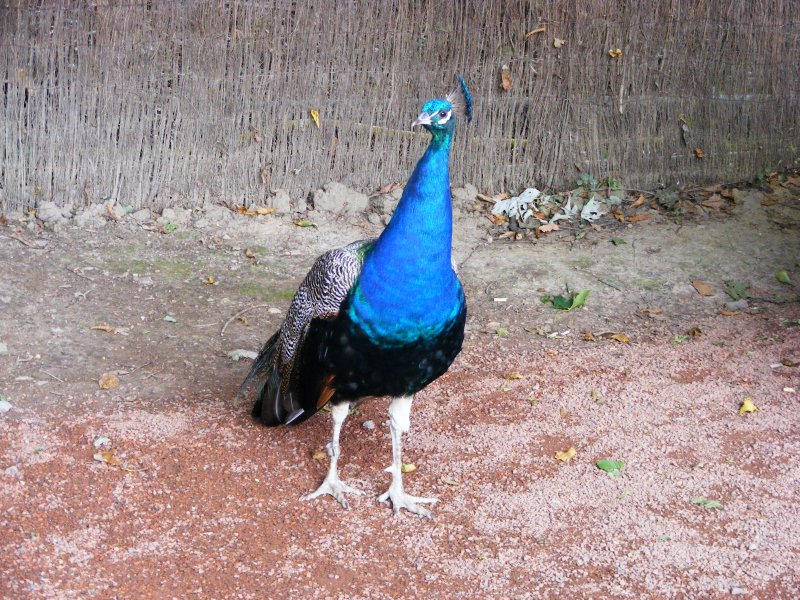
(631, 195, 645, 208)
(99, 373, 120, 390)
(583, 332, 597, 342)
(203, 275, 216, 285)
(691, 279, 716, 296)
(237, 206, 276, 216)
(610, 332, 631, 343)
(613, 209, 626, 222)
(93, 450, 121, 467)
(687, 326, 702, 337)
(311, 449, 327, 460)
(628, 213, 651, 223)
(719, 309, 741, 316)
(91, 324, 115, 333)
(639, 307, 663, 315)
(500, 65, 512, 91)
(236, 315, 249, 327)
(608, 48, 623, 58)
(505, 372, 525, 380)
(738, 397, 757, 416)
(694, 147, 705, 159)
(702, 193, 724, 209)
(443, 478, 460, 486)
(538, 223, 560, 233)
(553, 37, 566, 48)
(525, 26, 546, 38)
(309, 109, 320, 128)
(555, 447, 577, 462)
(244, 248, 256, 259)
(401, 462, 417, 473)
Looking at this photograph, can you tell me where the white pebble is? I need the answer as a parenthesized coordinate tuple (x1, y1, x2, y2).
(362, 420, 375, 430)
(0, 400, 12, 413)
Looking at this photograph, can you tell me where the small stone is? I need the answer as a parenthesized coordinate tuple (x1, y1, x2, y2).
(451, 183, 478, 208)
(367, 212, 382, 225)
(270, 189, 293, 212)
(731, 587, 746, 595)
(74, 204, 107, 229)
(158, 207, 191, 226)
(268, 307, 282, 314)
(310, 182, 369, 213)
(203, 205, 231, 224)
(0, 342, 7, 355)
(725, 299, 749, 311)
(134, 275, 154, 287)
(130, 208, 152, 223)
(37, 201, 71, 225)
(4, 466, 19, 477)
(362, 420, 375, 430)
(0, 400, 12, 413)
(93, 436, 111, 448)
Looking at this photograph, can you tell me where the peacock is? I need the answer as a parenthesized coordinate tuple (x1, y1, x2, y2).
(239, 77, 473, 518)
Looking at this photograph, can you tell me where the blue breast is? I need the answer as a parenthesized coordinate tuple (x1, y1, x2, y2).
(347, 134, 464, 346)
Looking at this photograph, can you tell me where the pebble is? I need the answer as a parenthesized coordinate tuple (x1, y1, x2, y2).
(0, 399, 12, 413)
(0, 342, 7, 355)
(725, 299, 749, 311)
(134, 275, 154, 287)
(731, 586, 746, 595)
(93, 436, 111, 448)
(362, 420, 375, 430)
(268, 307, 282, 314)
(4, 465, 19, 476)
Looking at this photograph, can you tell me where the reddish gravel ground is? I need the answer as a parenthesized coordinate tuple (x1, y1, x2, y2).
(1, 188, 799, 598)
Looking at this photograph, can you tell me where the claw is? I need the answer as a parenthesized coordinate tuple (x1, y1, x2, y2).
(302, 476, 365, 508)
(378, 487, 437, 518)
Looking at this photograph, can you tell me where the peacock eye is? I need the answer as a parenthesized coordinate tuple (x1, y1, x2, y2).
(439, 110, 448, 117)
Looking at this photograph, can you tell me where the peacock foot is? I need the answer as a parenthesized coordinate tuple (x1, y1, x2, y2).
(378, 485, 438, 518)
(302, 475, 365, 509)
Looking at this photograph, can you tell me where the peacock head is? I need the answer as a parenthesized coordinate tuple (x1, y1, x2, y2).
(412, 76, 473, 136)
(412, 98, 457, 134)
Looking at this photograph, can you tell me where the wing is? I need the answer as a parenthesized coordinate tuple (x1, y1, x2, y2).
(242, 239, 372, 425)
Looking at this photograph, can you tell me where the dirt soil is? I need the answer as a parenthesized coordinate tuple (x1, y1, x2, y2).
(1, 187, 799, 599)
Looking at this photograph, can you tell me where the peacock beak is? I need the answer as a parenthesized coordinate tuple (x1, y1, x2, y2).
(411, 112, 432, 129)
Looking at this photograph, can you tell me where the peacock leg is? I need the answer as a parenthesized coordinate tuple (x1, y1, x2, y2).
(378, 395, 438, 518)
(302, 401, 364, 508)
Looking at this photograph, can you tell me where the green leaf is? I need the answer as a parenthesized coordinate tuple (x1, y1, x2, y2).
(569, 289, 591, 309)
(596, 459, 625, 477)
(671, 335, 689, 344)
(724, 279, 751, 300)
(496, 327, 509, 336)
(163, 315, 178, 323)
(540, 294, 552, 304)
(162, 223, 178, 233)
(611, 238, 627, 246)
(293, 220, 318, 228)
(551, 295, 572, 310)
(691, 496, 723, 510)
(776, 270, 791, 285)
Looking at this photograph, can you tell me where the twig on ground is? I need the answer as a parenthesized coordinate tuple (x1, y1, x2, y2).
(7, 234, 49, 249)
(220, 304, 270, 337)
(66, 267, 95, 282)
(119, 361, 153, 376)
(573, 268, 624, 292)
(43, 370, 66, 383)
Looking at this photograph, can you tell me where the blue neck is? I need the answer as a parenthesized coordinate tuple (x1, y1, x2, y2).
(347, 130, 462, 343)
